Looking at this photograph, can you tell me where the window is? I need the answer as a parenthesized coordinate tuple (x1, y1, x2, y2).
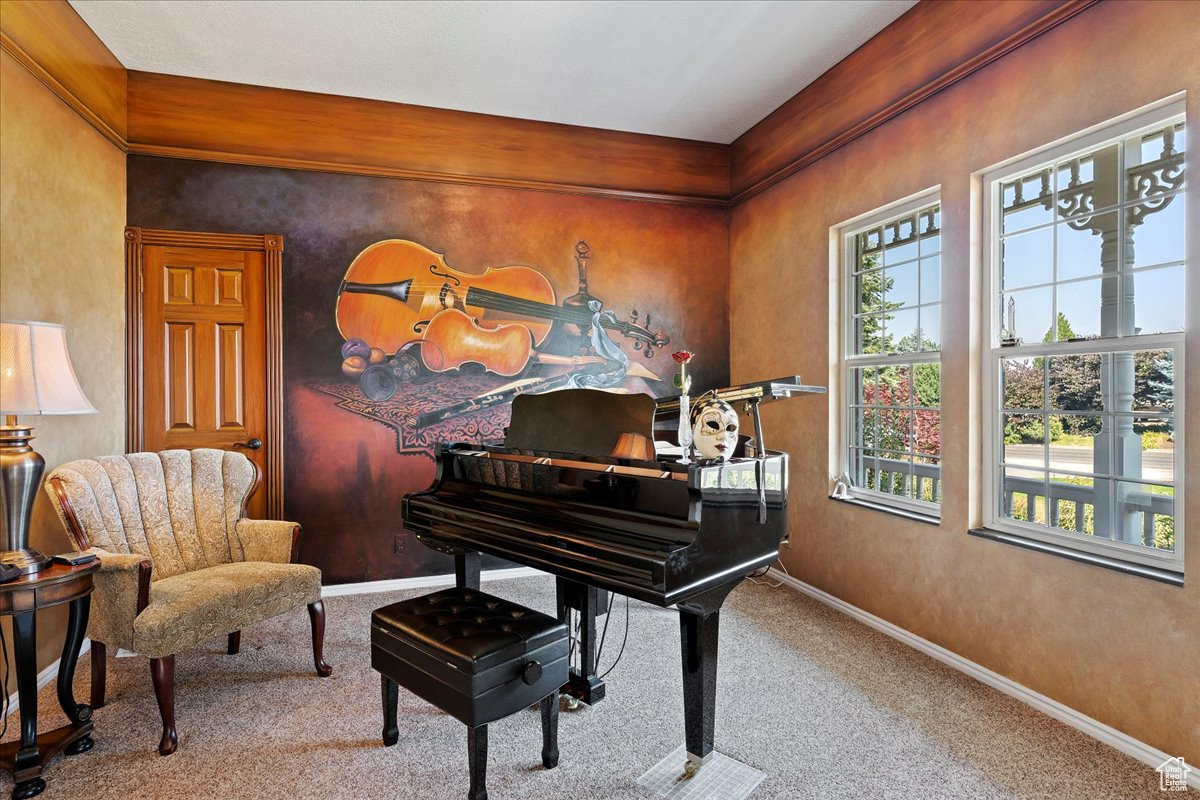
(983, 99, 1186, 574)
(838, 192, 942, 516)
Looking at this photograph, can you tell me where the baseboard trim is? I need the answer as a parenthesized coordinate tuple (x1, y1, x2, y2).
(768, 568, 1198, 788)
(320, 566, 542, 598)
(4, 640, 92, 718)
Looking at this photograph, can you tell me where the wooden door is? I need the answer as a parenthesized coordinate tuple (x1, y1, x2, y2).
(126, 228, 284, 519)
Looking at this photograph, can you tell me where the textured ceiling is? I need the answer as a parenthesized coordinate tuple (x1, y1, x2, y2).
(70, 0, 916, 144)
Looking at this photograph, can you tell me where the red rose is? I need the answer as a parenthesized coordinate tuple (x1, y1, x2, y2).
(672, 350, 694, 365)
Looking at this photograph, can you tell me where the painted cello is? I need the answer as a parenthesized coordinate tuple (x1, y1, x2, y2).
(335, 240, 668, 376)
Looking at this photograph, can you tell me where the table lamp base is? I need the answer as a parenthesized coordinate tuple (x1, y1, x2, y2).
(1, 423, 51, 575)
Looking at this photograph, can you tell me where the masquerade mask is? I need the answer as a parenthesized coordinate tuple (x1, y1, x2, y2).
(690, 397, 739, 461)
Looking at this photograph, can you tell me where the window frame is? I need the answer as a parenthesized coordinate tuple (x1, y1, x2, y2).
(980, 97, 1187, 574)
(837, 188, 943, 518)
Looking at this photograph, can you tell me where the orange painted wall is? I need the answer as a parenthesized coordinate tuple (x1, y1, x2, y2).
(730, 1, 1199, 759)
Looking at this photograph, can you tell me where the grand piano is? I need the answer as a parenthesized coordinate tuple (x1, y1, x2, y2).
(402, 376, 823, 769)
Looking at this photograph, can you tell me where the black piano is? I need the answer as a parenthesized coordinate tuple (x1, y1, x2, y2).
(402, 378, 822, 768)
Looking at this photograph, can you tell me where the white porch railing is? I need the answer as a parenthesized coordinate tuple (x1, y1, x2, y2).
(861, 456, 1174, 549)
(1003, 475, 1174, 548)
(860, 456, 942, 503)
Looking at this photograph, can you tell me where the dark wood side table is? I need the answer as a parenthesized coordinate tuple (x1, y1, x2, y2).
(0, 561, 98, 799)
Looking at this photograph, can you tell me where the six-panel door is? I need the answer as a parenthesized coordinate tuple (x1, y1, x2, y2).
(142, 245, 268, 519)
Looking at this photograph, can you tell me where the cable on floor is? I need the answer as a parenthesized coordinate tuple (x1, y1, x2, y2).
(748, 557, 788, 588)
(598, 595, 630, 680)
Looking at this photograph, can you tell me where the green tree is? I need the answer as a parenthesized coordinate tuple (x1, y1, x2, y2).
(1002, 359, 1057, 443)
(1044, 312, 1078, 344)
(1037, 313, 1099, 436)
(1048, 352, 1102, 434)
(1002, 358, 1042, 410)
(1135, 350, 1172, 411)
(913, 362, 941, 407)
(1134, 350, 1173, 437)
(895, 327, 939, 354)
(857, 254, 903, 354)
(1003, 315, 1174, 446)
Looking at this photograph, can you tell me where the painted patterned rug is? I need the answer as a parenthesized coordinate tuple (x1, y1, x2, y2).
(311, 371, 659, 459)
(310, 374, 513, 458)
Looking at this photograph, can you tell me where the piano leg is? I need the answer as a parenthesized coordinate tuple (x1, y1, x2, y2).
(455, 551, 481, 590)
(677, 581, 738, 768)
(555, 578, 606, 705)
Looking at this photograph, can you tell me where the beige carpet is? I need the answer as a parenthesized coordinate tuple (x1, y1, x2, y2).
(1, 574, 1166, 799)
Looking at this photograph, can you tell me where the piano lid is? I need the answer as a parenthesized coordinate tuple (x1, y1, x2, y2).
(503, 377, 824, 458)
(505, 389, 656, 458)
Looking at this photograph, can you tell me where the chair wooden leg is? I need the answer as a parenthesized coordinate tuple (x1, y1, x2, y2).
(89, 640, 106, 709)
(227, 631, 241, 655)
(150, 655, 178, 756)
(381, 675, 399, 746)
(467, 724, 488, 800)
(307, 601, 333, 677)
(540, 690, 559, 769)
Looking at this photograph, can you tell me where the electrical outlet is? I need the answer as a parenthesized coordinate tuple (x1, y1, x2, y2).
(394, 532, 407, 556)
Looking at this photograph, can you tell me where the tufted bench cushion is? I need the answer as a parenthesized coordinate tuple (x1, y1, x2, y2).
(371, 587, 568, 728)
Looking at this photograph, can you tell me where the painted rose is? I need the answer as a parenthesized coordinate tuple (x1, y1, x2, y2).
(672, 350, 694, 365)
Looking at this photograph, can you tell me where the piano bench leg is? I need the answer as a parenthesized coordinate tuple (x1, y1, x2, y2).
(381, 675, 399, 747)
(540, 690, 559, 769)
(467, 724, 488, 800)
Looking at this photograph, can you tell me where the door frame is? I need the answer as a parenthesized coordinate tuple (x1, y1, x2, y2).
(125, 227, 286, 518)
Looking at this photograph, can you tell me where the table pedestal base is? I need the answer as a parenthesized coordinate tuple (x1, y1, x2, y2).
(0, 563, 99, 800)
(0, 720, 94, 799)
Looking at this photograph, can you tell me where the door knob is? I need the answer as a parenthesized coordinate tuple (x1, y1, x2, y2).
(233, 438, 263, 451)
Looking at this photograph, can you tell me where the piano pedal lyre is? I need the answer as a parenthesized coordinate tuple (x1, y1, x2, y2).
(533, 696, 581, 713)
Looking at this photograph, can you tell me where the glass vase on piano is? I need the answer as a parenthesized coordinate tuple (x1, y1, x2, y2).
(672, 350, 694, 462)
(677, 393, 691, 461)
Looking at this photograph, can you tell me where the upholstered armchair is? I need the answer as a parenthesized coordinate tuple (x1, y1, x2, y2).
(45, 448, 332, 756)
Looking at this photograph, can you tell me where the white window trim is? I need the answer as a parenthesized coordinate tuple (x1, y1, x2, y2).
(980, 98, 1186, 574)
(836, 187, 942, 518)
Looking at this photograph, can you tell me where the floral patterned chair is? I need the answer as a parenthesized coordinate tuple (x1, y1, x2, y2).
(45, 448, 332, 755)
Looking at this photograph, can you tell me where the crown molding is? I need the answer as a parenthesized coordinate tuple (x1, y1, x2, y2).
(125, 70, 731, 206)
(0, 0, 126, 147)
(730, 0, 1103, 205)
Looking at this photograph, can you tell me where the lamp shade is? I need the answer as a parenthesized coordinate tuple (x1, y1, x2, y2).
(610, 431, 655, 461)
(0, 320, 96, 415)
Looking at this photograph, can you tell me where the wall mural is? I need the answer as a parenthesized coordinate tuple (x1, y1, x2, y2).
(127, 156, 729, 582)
(315, 238, 671, 458)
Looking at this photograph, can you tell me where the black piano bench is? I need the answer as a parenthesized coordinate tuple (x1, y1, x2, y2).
(371, 587, 569, 800)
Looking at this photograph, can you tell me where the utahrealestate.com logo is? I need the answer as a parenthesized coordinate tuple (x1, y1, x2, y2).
(1157, 757, 1192, 792)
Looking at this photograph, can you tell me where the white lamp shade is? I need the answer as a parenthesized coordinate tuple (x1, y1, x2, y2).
(1, 320, 97, 415)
